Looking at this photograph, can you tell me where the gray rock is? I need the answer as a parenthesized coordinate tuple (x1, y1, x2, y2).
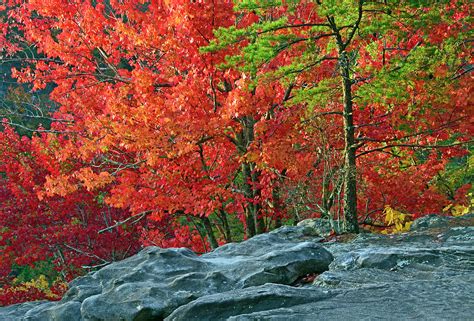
(165, 284, 334, 321)
(23, 301, 81, 321)
(0, 301, 47, 321)
(410, 212, 474, 232)
(220, 278, 473, 321)
(410, 214, 450, 230)
(1, 214, 473, 321)
(169, 214, 474, 320)
(1, 231, 332, 320)
(297, 218, 342, 237)
(442, 226, 474, 242)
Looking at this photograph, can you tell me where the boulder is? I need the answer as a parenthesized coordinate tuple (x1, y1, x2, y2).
(166, 284, 334, 321)
(177, 278, 471, 321)
(297, 218, 342, 237)
(0, 301, 48, 321)
(169, 215, 474, 320)
(410, 213, 450, 230)
(0, 229, 331, 321)
(1, 214, 473, 321)
(410, 213, 474, 231)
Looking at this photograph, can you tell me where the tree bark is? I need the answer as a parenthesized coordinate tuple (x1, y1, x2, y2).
(242, 162, 257, 237)
(201, 216, 219, 249)
(219, 209, 233, 243)
(340, 51, 359, 233)
(235, 116, 262, 238)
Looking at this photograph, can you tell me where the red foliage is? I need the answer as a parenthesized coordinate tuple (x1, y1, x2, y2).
(0, 125, 142, 305)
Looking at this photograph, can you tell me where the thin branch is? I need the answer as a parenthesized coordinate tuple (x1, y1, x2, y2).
(356, 117, 467, 144)
(210, 75, 218, 112)
(356, 139, 473, 158)
(301, 111, 343, 124)
(98, 210, 153, 234)
(82, 262, 111, 269)
(360, 207, 384, 225)
(257, 23, 331, 36)
(224, 133, 239, 146)
(451, 65, 473, 80)
(280, 55, 338, 77)
(62, 243, 109, 263)
(343, 0, 364, 50)
(2, 121, 77, 134)
(0, 110, 72, 123)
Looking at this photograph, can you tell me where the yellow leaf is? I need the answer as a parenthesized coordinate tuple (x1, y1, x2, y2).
(451, 204, 469, 217)
(443, 202, 470, 217)
(383, 205, 413, 234)
(245, 151, 259, 163)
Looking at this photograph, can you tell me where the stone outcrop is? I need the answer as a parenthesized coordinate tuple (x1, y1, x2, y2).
(1, 214, 473, 321)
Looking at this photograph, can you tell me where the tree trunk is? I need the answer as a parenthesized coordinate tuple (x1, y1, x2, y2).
(242, 162, 257, 237)
(219, 209, 233, 243)
(201, 216, 219, 249)
(250, 162, 265, 234)
(236, 116, 262, 238)
(340, 51, 359, 233)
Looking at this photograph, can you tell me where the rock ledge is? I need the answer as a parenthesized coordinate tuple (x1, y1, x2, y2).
(1, 214, 473, 321)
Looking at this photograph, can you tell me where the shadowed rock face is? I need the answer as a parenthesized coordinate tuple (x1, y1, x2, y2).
(0, 229, 331, 321)
(1, 214, 473, 321)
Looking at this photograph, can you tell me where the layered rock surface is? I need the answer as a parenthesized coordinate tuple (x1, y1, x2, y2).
(1, 214, 473, 321)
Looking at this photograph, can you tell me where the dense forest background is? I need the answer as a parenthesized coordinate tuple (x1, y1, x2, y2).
(0, 0, 472, 305)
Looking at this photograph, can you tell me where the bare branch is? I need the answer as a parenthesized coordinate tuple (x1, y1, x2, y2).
(451, 65, 473, 80)
(356, 139, 473, 158)
(82, 262, 111, 269)
(62, 244, 109, 263)
(98, 210, 153, 234)
(257, 23, 331, 36)
(3, 121, 77, 134)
